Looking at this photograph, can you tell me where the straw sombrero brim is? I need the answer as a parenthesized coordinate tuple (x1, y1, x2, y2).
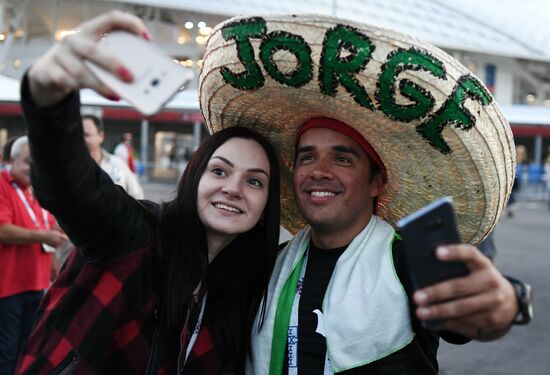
(199, 14, 515, 245)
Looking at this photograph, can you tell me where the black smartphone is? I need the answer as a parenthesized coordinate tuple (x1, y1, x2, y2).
(397, 197, 470, 329)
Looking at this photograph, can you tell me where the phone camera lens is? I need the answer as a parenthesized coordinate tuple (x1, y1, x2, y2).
(151, 78, 160, 87)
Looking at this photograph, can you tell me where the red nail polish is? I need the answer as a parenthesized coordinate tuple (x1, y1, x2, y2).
(107, 94, 120, 101)
(117, 66, 133, 81)
(141, 31, 152, 41)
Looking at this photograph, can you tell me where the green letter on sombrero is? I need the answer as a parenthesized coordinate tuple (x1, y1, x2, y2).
(378, 48, 446, 122)
(416, 75, 492, 154)
(221, 17, 267, 90)
(260, 31, 313, 88)
(320, 25, 375, 110)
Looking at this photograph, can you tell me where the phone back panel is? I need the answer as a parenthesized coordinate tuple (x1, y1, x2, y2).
(86, 31, 193, 115)
(398, 198, 469, 290)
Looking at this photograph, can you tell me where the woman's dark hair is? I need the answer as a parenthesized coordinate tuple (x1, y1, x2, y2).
(157, 126, 280, 371)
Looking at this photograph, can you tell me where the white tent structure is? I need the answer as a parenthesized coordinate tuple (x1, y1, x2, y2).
(1, 0, 550, 165)
(111, 0, 550, 62)
(2, 0, 550, 108)
(0, 74, 20, 102)
(2, 0, 550, 106)
(0, 73, 200, 111)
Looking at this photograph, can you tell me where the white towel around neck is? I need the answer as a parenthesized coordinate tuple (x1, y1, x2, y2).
(247, 215, 414, 373)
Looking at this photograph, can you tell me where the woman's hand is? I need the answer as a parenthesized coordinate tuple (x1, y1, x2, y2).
(27, 10, 151, 107)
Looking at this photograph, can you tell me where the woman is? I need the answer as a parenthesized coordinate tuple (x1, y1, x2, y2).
(16, 11, 280, 375)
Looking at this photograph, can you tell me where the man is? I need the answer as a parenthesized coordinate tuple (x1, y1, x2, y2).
(251, 119, 523, 373)
(82, 114, 144, 199)
(0, 136, 67, 374)
(199, 14, 533, 374)
(0, 137, 16, 172)
(114, 131, 136, 173)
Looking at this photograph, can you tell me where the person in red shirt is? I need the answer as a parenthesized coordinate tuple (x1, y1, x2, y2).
(0, 136, 67, 374)
(114, 132, 136, 173)
(1, 137, 17, 172)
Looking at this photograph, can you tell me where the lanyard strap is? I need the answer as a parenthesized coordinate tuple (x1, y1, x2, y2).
(185, 293, 206, 363)
(284, 250, 333, 375)
(269, 252, 307, 375)
(12, 182, 48, 229)
(287, 251, 307, 375)
(178, 293, 207, 373)
(270, 245, 335, 375)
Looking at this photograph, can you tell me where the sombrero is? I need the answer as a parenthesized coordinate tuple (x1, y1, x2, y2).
(199, 14, 515, 245)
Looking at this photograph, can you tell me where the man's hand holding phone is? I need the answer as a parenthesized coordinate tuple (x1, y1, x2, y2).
(412, 243, 518, 341)
(398, 197, 519, 341)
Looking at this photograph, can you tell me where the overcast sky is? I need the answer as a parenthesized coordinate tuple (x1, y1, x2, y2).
(116, 0, 550, 21)
(113, 0, 550, 48)
(444, 0, 550, 53)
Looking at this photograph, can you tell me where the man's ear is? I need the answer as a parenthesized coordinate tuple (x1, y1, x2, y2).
(369, 172, 385, 198)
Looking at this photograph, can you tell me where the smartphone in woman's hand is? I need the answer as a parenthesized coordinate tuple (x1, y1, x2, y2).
(85, 31, 194, 115)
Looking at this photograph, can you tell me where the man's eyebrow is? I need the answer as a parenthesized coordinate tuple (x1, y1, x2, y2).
(332, 145, 360, 157)
(212, 156, 269, 177)
(296, 145, 315, 154)
(296, 144, 360, 156)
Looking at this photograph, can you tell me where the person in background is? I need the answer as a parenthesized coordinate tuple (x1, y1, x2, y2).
(544, 154, 550, 210)
(114, 131, 137, 173)
(477, 231, 497, 260)
(505, 165, 521, 218)
(0, 136, 67, 375)
(0, 137, 17, 172)
(506, 145, 527, 218)
(82, 114, 144, 199)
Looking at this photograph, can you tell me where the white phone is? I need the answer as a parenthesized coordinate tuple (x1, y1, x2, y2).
(85, 31, 194, 116)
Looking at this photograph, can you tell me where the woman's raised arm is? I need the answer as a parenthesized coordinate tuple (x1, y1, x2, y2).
(23, 11, 156, 260)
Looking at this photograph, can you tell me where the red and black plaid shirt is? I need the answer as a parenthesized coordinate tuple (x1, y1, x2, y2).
(16, 80, 223, 374)
(16, 242, 222, 375)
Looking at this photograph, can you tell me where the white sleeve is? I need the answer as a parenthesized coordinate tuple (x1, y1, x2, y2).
(111, 154, 144, 199)
(114, 143, 129, 163)
(121, 161, 144, 199)
(125, 169, 144, 200)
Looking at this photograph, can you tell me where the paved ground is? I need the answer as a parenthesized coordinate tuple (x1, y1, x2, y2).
(438, 201, 550, 375)
(142, 183, 550, 374)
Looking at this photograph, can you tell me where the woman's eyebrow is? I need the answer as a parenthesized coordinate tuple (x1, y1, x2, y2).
(248, 168, 269, 177)
(212, 155, 233, 167)
(212, 156, 269, 177)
